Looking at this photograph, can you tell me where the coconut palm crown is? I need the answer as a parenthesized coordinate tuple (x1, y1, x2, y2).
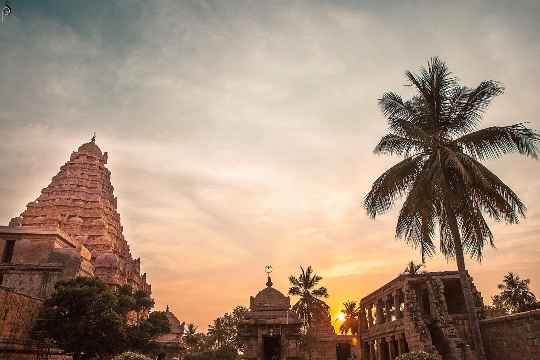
(364, 57, 538, 262)
(339, 300, 360, 335)
(288, 265, 329, 330)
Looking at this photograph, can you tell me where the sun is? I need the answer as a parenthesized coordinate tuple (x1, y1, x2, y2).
(336, 312, 346, 322)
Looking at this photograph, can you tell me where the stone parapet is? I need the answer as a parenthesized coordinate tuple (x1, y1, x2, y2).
(480, 309, 540, 360)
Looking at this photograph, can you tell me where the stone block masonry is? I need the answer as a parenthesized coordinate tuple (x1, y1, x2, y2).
(480, 309, 540, 360)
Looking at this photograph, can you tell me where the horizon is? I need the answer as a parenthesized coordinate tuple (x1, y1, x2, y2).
(1, 1, 539, 331)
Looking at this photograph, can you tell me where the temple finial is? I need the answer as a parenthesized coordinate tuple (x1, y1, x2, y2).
(91, 132, 96, 143)
(265, 265, 273, 287)
(166, 305, 170, 312)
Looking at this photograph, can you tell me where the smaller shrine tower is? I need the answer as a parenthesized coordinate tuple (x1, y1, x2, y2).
(239, 267, 302, 360)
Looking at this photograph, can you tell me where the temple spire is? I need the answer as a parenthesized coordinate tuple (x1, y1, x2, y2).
(265, 265, 273, 287)
(91, 132, 96, 143)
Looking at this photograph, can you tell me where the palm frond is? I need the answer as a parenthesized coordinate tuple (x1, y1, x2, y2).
(454, 123, 539, 160)
(446, 81, 505, 136)
(364, 155, 426, 217)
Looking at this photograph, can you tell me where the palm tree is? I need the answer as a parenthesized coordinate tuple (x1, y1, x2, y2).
(497, 272, 537, 313)
(403, 261, 424, 275)
(339, 300, 360, 335)
(183, 323, 199, 351)
(288, 265, 329, 331)
(364, 57, 538, 360)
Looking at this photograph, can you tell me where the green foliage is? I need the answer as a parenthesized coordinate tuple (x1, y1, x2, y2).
(35, 276, 167, 359)
(112, 352, 152, 360)
(183, 305, 247, 359)
(396, 352, 438, 360)
(495, 272, 537, 313)
(184, 349, 238, 360)
(127, 311, 171, 353)
(288, 265, 329, 331)
(35, 277, 126, 359)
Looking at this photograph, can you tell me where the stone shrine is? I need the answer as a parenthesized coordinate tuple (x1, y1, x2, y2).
(239, 273, 302, 360)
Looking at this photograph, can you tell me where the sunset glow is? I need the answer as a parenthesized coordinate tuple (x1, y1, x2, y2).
(1, 1, 539, 333)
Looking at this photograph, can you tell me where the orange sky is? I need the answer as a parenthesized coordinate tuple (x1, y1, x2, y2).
(1, 1, 539, 330)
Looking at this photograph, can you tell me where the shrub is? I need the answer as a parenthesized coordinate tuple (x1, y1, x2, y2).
(396, 352, 439, 360)
(112, 352, 152, 360)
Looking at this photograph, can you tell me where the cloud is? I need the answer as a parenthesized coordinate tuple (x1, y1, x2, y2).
(1, 0, 539, 328)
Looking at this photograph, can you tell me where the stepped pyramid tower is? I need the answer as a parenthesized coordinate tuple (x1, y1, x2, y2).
(6, 137, 150, 293)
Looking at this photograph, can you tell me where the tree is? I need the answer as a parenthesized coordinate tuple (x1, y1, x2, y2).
(288, 265, 329, 331)
(339, 300, 360, 335)
(184, 323, 200, 352)
(127, 311, 171, 354)
(496, 272, 537, 313)
(363, 57, 539, 359)
(35, 277, 126, 360)
(403, 261, 424, 275)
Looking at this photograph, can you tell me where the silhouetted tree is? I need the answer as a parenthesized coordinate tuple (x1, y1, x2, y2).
(288, 265, 329, 331)
(496, 272, 537, 313)
(339, 300, 360, 335)
(364, 57, 539, 359)
(403, 261, 424, 275)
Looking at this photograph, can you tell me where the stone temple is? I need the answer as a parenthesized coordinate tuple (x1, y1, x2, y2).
(0, 138, 153, 358)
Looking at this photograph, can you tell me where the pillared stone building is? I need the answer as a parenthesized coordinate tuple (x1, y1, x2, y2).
(0, 138, 152, 358)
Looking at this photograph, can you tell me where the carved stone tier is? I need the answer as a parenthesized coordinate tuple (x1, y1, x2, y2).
(7, 140, 150, 293)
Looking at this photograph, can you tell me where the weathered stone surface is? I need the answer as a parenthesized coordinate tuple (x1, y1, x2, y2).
(358, 271, 482, 360)
(9, 140, 150, 292)
(480, 309, 540, 360)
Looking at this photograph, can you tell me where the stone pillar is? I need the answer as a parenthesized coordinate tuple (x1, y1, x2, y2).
(367, 304, 374, 327)
(281, 328, 287, 360)
(394, 290, 401, 320)
(396, 334, 404, 356)
(377, 339, 384, 360)
(360, 305, 368, 330)
(376, 300, 384, 324)
(361, 341, 369, 360)
(257, 327, 263, 360)
(388, 336, 396, 360)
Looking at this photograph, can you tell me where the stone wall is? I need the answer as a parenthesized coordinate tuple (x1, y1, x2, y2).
(480, 309, 540, 360)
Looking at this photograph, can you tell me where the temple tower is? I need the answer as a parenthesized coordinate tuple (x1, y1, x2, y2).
(6, 138, 150, 293)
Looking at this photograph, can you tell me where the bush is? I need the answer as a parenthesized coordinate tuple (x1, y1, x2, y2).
(113, 352, 152, 360)
(396, 352, 438, 360)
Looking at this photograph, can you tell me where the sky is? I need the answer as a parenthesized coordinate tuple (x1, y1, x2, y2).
(0, 0, 539, 330)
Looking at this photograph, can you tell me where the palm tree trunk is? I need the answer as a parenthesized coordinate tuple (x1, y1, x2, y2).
(445, 203, 487, 360)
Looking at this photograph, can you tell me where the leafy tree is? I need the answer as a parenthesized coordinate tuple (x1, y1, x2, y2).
(184, 323, 200, 352)
(364, 57, 538, 359)
(127, 311, 171, 354)
(403, 261, 424, 275)
(288, 265, 329, 332)
(207, 317, 228, 349)
(496, 272, 537, 313)
(35, 277, 126, 360)
(113, 352, 152, 360)
(339, 301, 359, 335)
(396, 352, 438, 360)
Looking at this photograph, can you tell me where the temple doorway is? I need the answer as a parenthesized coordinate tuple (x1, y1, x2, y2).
(263, 336, 281, 360)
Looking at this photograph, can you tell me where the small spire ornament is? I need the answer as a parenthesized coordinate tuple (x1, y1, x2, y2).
(265, 265, 273, 287)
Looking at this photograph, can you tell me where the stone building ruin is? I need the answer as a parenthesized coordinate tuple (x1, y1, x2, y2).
(358, 271, 482, 360)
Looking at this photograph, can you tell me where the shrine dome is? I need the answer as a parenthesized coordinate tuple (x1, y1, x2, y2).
(250, 276, 291, 311)
(78, 141, 102, 157)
